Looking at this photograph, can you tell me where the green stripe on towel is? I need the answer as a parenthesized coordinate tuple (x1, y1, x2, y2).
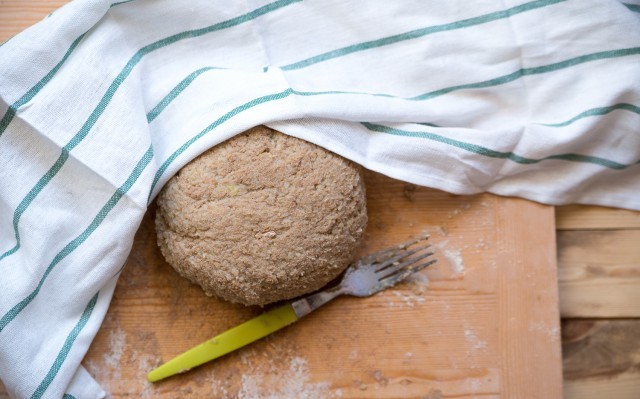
(0, 147, 152, 332)
(149, 89, 295, 198)
(540, 103, 640, 127)
(30, 294, 99, 399)
(362, 122, 631, 170)
(281, 0, 564, 70)
(146, 67, 221, 123)
(0, 34, 86, 138)
(0, 0, 140, 134)
(623, 3, 640, 13)
(411, 47, 640, 100)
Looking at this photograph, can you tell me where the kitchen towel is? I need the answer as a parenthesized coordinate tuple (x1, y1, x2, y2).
(1, 0, 639, 397)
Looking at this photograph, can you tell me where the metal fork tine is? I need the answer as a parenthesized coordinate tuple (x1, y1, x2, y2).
(359, 248, 397, 265)
(380, 258, 437, 287)
(374, 243, 432, 272)
(359, 235, 430, 265)
(378, 250, 435, 280)
(359, 245, 404, 265)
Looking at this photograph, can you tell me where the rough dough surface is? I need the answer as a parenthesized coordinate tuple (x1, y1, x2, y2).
(155, 126, 367, 306)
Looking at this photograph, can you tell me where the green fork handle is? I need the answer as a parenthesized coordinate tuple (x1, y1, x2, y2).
(147, 304, 298, 382)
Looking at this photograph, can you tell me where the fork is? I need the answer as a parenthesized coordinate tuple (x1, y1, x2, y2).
(148, 235, 436, 382)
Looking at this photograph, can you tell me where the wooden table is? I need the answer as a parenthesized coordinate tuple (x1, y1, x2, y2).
(0, 3, 563, 397)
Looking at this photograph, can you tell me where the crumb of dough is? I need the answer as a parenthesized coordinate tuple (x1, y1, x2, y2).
(155, 126, 367, 306)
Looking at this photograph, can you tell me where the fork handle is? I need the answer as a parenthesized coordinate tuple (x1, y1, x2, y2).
(147, 304, 298, 382)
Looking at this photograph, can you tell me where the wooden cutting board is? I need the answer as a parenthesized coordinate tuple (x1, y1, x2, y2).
(75, 170, 562, 398)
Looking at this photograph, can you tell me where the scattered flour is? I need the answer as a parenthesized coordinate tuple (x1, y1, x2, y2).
(529, 322, 560, 342)
(443, 248, 465, 275)
(84, 327, 163, 399)
(423, 388, 444, 399)
(88, 324, 341, 398)
(434, 240, 465, 276)
(86, 327, 127, 387)
(464, 328, 487, 352)
(390, 290, 426, 307)
(237, 356, 333, 399)
(447, 209, 462, 219)
(464, 377, 482, 393)
(384, 271, 430, 308)
(103, 329, 126, 379)
(133, 353, 158, 399)
(474, 238, 489, 250)
(371, 370, 389, 387)
(407, 270, 430, 288)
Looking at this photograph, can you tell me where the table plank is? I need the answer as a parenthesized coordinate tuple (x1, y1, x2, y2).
(563, 320, 640, 399)
(558, 230, 640, 318)
(556, 205, 640, 230)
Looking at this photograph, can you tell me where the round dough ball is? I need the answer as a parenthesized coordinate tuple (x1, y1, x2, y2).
(155, 126, 367, 306)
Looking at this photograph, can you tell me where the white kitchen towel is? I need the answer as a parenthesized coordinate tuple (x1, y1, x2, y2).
(0, 0, 639, 397)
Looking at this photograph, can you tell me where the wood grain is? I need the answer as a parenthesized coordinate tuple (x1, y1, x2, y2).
(563, 319, 640, 399)
(0, 1, 70, 42)
(556, 205, 640, 230)
(496, 198, 562, 398)
(564, 373, 640, 399)
(558, 230, 640, 318)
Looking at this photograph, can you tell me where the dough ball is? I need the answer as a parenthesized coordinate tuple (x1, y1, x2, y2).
(155, 126, 367, 306)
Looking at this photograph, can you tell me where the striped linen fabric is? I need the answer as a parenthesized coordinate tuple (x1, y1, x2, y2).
(0, 0, 639, 397)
